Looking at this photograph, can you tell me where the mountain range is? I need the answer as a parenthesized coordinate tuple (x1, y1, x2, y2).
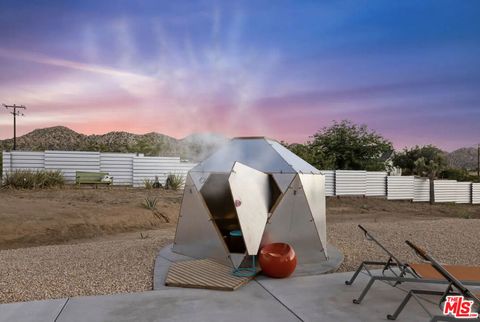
(0, 126, 478, 169)
(445, 147, 479, 170)
(0, 126, 227, 161)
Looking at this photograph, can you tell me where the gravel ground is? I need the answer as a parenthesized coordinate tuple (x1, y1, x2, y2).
(0, 229, 173, 304)
(331, 218, 480, 272)
(1, 218, 479, 304)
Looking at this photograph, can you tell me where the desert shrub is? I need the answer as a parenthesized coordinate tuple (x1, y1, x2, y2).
(165, 173, 185, 191)
(139, 232, 150, 239)
(144, 177, 163, 189)
(143, 178, 154, 189)
(440, 167, 468, 181)
(142, 196, 169, 222)
(142, 196, 158, 210)
(440, 167, 478, 182)
(459, 212, 473, 219)
(2, 169, 64, 189)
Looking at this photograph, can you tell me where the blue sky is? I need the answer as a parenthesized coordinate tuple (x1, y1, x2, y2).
(0, 0, 479, 150)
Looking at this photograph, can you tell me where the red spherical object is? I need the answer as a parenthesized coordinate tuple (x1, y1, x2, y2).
(259, 243, 297, 278)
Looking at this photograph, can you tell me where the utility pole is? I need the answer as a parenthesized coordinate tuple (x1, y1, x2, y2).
(3, 104, 26, 150)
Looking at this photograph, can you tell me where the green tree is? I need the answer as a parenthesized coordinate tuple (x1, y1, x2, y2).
(439, 168, 471, 181)
(129, 138, 166, 156)
(309, 120, 393, 170)
(394, 145, 447, 204)
(282, 142, 312, 164)
(414, 156, 446, 204)
(282, 142, 334, 170)
(282, 142, 335, 170)
(392, 145, 446, 175)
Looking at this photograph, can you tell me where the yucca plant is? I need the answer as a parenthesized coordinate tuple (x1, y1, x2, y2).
(142, 196, 158, 210)
(143, 178, 154, 189)
(165, 173, 185, 191)
(142, 196, 169, 223)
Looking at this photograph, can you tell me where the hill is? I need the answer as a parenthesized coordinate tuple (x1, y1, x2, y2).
(446, 147, 478, 170)
(2, 126, 477, 168)
(0, 126, 227, 161)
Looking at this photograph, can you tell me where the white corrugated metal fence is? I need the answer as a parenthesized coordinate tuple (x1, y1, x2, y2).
(2, 150, 196, 187)
(45, 151, 100, 183)
(335, 170, 366, 196)
(2, 151, 11, 176)
(387, 176, 414, 200)
(100, 153, 136, 186)
(434, 180, 458, 203)
(320, 170, 335, 196)
(456, 182, 472, 204)
(366, 171, 387, 197)
(10, 151, 45, 170)
(1, 151, 479, 203)
(472, 183, 480, 204)
(133, 156, 194, 188)
(413, 177, 430, 202)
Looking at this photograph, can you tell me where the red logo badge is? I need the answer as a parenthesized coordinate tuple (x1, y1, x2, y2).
(443, 296, 478, 318)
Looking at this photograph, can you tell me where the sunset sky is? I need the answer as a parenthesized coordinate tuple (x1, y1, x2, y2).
(0, 1, 479, 151)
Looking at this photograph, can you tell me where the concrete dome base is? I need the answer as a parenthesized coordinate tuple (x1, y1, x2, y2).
(153, 243, 343, 290)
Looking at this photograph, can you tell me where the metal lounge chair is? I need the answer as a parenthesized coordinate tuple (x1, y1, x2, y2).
(346, 225, 480, 304)
(386, 241, 480, 321)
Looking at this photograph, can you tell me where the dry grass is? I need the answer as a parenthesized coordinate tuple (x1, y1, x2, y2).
(0, 187, 181, 249)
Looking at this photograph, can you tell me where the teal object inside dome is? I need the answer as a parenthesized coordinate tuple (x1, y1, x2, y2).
(229, 230, 243, 237)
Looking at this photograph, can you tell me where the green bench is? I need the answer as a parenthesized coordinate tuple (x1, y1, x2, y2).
(75, 171, 113, 188)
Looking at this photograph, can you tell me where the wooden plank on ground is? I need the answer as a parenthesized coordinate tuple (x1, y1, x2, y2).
(165, 259, 252, 291)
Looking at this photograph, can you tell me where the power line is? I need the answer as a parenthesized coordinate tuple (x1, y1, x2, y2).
(3, 104, 27, 150)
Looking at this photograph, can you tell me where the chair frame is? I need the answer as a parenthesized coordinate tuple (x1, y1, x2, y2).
(386, 241, 479, 321)
(346, 225, 480, 305)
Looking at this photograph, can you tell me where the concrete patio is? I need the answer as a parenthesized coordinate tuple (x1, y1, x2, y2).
(0, 269, 450, 322)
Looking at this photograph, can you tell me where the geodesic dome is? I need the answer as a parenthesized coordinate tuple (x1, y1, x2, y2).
(172, 137, 327, 269)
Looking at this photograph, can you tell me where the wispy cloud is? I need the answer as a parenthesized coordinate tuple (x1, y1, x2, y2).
(1, 0, 479, 150)
(0, 47, 152, 82)
(0, 6, 282, 139)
